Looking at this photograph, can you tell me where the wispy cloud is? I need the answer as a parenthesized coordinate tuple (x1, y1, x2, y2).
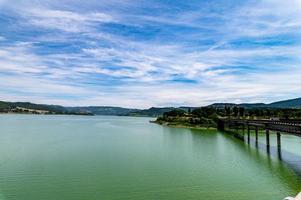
(21, 8, 115, 33)
(0, 0, 300, 107)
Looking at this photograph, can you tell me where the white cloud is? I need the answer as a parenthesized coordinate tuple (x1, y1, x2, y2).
(1, 33, 301, 108)
(23, 8, 115, 32)
(224, 0, 301, 38)
(0, 43, 46, 74)
(0, 0, 301, 107)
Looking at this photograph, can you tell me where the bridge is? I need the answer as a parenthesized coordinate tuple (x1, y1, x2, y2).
(218, 119, 301, 148)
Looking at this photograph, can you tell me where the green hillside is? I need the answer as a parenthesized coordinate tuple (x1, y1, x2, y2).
(269, 98, 301, 108)
(1, 97, 301, 116)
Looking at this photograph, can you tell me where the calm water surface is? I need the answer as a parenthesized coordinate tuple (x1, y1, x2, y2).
(0, 114, 301, 200)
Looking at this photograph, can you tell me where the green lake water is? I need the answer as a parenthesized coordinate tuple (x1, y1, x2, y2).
(0, 114, 301, 200)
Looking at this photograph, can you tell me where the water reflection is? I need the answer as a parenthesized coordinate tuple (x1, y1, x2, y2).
(190, 128, 301, 193)
(241, 133, 301, 178)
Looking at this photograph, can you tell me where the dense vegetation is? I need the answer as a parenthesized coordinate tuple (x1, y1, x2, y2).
(126, 107, 176, 117)
(155, 108, 216, 128)
(67, 106, 139, 116)
(0, 101, 177, 116)
(210, 97, 301, 109)
(0, 101, 92, 115)
(155, 106, 301, 129)
(1, 97, 301, 117)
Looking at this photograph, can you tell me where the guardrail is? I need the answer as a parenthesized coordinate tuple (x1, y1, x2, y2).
(218, 119, 301, 148)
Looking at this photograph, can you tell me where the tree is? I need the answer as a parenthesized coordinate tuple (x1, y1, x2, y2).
(225, 106, 231, 117)
(239, 107, 245, 118)
(163, 109, 186, 117)
(233, 106, 239, 118)
(192, 107, 216, 118)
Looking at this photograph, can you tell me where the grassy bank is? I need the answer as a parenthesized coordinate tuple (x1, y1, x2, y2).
(151, 119, 217, 130)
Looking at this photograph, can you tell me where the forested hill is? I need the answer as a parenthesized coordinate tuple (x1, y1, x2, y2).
(0, 101, 91, 115)
(0, 101, 174, 116)
(1, 97, 301, 116)
(66, 106, 139, 116)
(268, 98, 301, 108)
(0, 101, 137, 115)
(209, 97, 301, 109)
(0, 101, 180, 116)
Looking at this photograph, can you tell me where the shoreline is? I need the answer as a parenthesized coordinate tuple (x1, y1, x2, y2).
(150, 120, 217, 130)
(0, 112, 93, 116)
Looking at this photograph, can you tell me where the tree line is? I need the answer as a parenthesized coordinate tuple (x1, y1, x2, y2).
(163, 106, 301, 119)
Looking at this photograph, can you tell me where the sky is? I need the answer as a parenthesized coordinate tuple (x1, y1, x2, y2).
(0, 0, 301, 108)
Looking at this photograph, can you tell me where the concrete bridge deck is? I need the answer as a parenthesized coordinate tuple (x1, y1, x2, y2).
(218, 119, 301, 148)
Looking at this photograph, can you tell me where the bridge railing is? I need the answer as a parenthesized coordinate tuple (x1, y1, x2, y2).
(221, 119, 301, 135)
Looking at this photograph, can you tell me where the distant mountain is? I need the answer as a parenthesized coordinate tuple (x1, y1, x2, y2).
(67, 106, 139, 116)
(209, 103, 238, 109)
(209, 97, 301, 109)
(68, 106, 197, 117)
(1, 97, 301, 116)
(209, 103, 267, 109)
(0, 100, 181, 117)
(0, 101, 141, 116)
(269, 97, 301, 108)
(0, 101, 174, 116)
(0, 101, 90, 115)
(126, 107, 176, 117)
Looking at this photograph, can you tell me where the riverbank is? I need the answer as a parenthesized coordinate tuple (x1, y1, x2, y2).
(0, 111, 94, 116)
(150, 120, 217, 130)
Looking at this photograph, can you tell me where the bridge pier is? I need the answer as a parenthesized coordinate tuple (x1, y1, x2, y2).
(235, 123, 238, 133)
(242, 124, 245, 135)
(255, 126, 258, 143)
(247, 125, 250, 143)
(221, 118, 301, 155)
(277, 132, 281, 149)
(266, 129, 270, 147)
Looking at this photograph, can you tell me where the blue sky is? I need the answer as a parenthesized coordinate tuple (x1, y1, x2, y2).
(0, 0, 301, 108)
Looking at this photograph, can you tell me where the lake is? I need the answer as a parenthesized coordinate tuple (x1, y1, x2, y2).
(0, 114, 300, 200)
